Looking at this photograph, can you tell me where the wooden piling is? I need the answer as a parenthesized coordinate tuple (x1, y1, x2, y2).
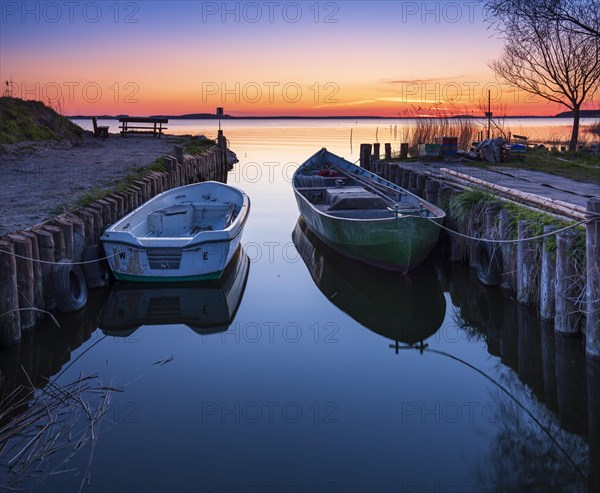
(7, 234, 36, 331)
(540, 225, 558, 320)
(425, 179, 439, 205)
(360, 144, 372, 171)
(19, 230, 44, 318)
(499, 208, 516, 291)
(52, 216, 74, 260)
(517, 220, 537, 304)
(74, 209, 95, 246)
(43, 224, 66, 261)
(400, 143, 409, 159)
(390, 164, 399, 185)
(555, 231, 581, 335)
(64, 214, 86, 261)
(384, 143, 392, 160)
(586, 198, 600, 359)
(32, 227, 55, 310)
(0, 240, 21, 347)
(401, 170, 410, 189)
(407, 172, 417, 190)
(175, 145, 185, 165)
(447, 190, 462, 262)
(373, 143, 381, 161)
(416, 174, 427, 198)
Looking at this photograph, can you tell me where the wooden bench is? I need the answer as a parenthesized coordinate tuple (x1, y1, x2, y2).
(92, 117, 109, 138)
(118, 117, 168, 137)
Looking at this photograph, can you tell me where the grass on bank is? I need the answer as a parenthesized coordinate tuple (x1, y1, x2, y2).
(0, 96, 84, 145)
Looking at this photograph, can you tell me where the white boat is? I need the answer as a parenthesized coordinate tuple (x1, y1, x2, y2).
(100, 181, 250, 282)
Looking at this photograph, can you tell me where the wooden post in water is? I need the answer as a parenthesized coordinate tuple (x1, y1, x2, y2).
(373, 143, 381, 161)
(416, 174, 427, 198)
(400, 143, 409, 159)
(540, 225, 559, 320)
(390, 164, 399, 185)
(360, 144, 372, 171)
(401, 170, 410, 188)
(7, 234, 36, 331)
(20, 230, 44, 319)
(517, 220, 537, 304)
(586, 198, 600, 358)
(499, 208, 516, 291)
(384, 143, 392, 160)
(447, 189, 462, 262)
(425, 179, 439, 205)
(0, 240, 21, 346)
(555, 230, 581, 335)
(407, 172, 417, 191)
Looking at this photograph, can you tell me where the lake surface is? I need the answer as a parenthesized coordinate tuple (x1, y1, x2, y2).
(1, 120, 598, 492)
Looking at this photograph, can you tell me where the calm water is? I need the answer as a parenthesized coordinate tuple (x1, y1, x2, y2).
(1, 120, 598, 493)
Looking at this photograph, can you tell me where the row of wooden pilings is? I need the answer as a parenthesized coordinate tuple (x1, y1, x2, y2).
(0, 140, 230, 348)
(359, 142, 600, 360)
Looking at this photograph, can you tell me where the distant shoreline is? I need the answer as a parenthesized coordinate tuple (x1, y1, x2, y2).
(69, 112, 600, 120)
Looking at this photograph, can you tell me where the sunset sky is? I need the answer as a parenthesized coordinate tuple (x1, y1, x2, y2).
(1, 0, 595, 116)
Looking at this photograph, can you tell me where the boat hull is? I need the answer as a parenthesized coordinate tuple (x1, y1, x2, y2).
(103, 237, 242, 282)
(294, 196, 441, 272)
(292, 149, 445, 272)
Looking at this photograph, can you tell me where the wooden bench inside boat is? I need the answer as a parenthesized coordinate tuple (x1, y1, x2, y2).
(147, 203, 235, 237)
(325, 187, 388, 210)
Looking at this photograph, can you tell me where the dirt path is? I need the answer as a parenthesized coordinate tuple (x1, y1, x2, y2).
(0, 135, 175, 236)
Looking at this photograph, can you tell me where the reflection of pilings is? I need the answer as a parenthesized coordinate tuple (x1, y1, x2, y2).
(586, 198, 600, 359)
(555, 231, 581, 335)
(517, 304, 544, 398)
(555, 334, 588, 436)
(500, 292, 519, 373)
(540, 320, 558, 413)
(587, 358, 600, 492)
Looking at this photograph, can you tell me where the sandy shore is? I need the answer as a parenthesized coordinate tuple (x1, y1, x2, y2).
(0, 134, 176, 236)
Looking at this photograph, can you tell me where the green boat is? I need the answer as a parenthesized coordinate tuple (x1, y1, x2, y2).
(292, 148, 445, 272)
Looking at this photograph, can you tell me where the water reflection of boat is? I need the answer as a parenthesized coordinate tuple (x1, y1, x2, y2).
(99, 247, 249, 337)
(292, 219, 445, 344)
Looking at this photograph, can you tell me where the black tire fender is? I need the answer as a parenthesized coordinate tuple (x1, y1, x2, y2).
(475, 241, 503, 287)
(51, 259, 88, 312)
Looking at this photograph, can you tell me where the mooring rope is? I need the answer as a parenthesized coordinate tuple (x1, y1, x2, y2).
(394, 343, 588, 481)
(421, 215, 591, 244)
(0, 249, 119, 265)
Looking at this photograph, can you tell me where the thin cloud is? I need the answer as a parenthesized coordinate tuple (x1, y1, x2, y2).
(382, 76, 466, 84)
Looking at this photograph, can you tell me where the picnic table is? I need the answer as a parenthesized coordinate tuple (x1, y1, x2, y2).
(119, 117, 168, 137)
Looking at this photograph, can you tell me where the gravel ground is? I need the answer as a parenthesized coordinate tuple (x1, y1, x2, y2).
(0, 134, 175, 236)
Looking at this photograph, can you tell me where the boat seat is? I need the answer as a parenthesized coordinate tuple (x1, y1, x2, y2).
(326, 187, 388, 211)
(148, 205, 194, 237)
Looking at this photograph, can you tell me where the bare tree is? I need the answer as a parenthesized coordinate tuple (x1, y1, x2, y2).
(487, 5, 600, 151)
(486, 0, 599, 40)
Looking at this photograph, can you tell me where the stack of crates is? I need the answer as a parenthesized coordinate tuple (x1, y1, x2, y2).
(510, 143, 527, 161)
(418, 143, 441, 158)
(439, 137, 458, 157)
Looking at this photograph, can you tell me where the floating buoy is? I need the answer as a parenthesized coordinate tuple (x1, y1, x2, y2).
(475, 241, 503, 287)
(51, 259, 88, 312)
